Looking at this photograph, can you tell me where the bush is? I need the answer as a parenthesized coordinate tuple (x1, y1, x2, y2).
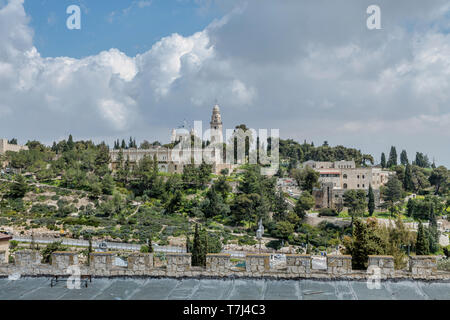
(238, 235, 257, 246)
(437, 258, 450, 271)
(318, 208, 337, 217)
(41, 241, 66, 264)
(266, 240, 283, 251)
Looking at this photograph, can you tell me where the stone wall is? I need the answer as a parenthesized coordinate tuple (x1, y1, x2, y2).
(409, 256, 437, 277)
(368, 255, 394, 277)
(0, 251, 6, 264)
(15, 250, 41, 267)
(246, 254, 270, 274)
(0, 250, 448, 281)
(327, 255, 352, 275)
(286, 254, 311, 276)
(90, 252, 115, 274)
(52, 252, 79, 270)
(128, 253, 153, 273)
(206, 254, 231, 275)
(166, 253, 191, 275)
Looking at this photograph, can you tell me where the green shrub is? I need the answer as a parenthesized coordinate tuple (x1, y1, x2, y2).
(318, 208, 338, 217)
(266, 240, 283, 251)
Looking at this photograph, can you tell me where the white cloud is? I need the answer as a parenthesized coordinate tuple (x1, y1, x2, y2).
(1, 0, 450, 166)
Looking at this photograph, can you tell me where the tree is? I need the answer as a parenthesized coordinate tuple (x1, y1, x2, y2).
(429, 166, 449, 195)
(293, 191, 315, 220)
(67, 134, 75, 150)
(416, 222, 429, 255)
(343, 218, 385, 270)
(191, 224, 207, 267)
(383, 176, 403, 217)
(406, 198, 414, 217)
(41, 241, 66, 264)
(201, 188, 230, 220)
(343, 190, 366, 221)
(212, 175, 231, 199)
(380, 153, 386, 168)
(273, 187, 288, 220)
(367, 184, 375, 216)
(291, 166, 319, 193)
(387, 146, 397, 167)
(274, 221, 295, 240)
(403, 163, 414, 192)
(8, 175, 29, 199)
(414, 152, 430, 168)
(400, 150, 409, 166)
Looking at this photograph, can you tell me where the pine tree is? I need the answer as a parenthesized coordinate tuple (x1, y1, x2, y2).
(416, 221, 429, 255)
(368, 184, 375, 216)
(121, 139, 126, 149)
(381, 153, 386, 168)
(387, 146, 398, 167)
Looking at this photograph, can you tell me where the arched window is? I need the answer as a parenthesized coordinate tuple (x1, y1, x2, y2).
(343, 174, 347, 179)
(343, 183, 348, 189)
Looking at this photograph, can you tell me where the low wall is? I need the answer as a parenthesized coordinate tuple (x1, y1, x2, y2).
(327, 255, 352, 275)
(409, 256, 438, 278)
(368, 256, 395, 278)
(0, 250, 448, 281)
(286, 254, 311, 276)
(206, 254, 231, 275)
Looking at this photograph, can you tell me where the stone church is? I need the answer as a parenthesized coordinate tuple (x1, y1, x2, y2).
(109, 104, 233, 175)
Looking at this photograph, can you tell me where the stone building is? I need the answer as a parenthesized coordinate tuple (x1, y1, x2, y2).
(0, 139, 28, 154)
(0, 234, 12, 264)
(109, 104, 234, 175)
(303, 160, 392, 209)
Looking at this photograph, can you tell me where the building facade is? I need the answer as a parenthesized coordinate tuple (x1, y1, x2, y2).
(303, 160, 392, 209)
(0, 139, 28, 154)
(109, 105, 234, 175)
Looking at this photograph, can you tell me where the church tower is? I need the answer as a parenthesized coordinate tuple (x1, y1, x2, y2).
(210, 104, 223, 144)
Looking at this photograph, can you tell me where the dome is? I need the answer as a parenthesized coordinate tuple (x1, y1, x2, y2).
(213, 104, 220, 112)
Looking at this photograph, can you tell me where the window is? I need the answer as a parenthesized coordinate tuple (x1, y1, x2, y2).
(362, 184, 365, 188)
(343, 183, 348, 189)
(357, 175, 360, 179)
(362, 175, 365, 179)
(343, 174, 347, 179)
(357, 184, 360, 188)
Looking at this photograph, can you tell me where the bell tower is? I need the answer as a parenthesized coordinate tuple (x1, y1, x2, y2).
(210, 104, 223, 144)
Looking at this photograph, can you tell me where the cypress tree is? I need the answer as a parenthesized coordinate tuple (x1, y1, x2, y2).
(368, 184, 375, 216)
(428, 204, 439, 253)
(381, 153, 386, 168)
(400, 150, 409, 165)
(67, 134, 74, 150)
(416, 222, 429, 255)
(387, 146, 398, 167)
(192, 224, 206, 266)
(406, 198, 414, 217)
(403, 163, 414, 191)
(351, 219, 369, 270)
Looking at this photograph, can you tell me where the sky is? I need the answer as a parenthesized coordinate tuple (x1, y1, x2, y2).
(0, 0, 450, 166)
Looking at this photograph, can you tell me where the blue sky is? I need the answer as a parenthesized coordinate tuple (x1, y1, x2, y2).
(24, 0, 222, 58)
(2, 0, 450, 166)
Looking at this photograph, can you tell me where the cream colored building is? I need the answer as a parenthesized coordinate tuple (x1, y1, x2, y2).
(0, 139, 28, 154)
(303, 160, 392, 209)
(110, 105, 234, 175)
(304, 160, 391, 191)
